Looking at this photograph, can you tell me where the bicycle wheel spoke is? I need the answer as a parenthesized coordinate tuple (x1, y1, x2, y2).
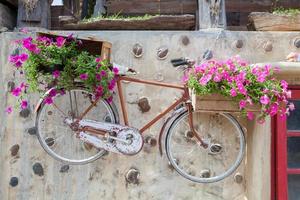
(36, 88, 117, 164)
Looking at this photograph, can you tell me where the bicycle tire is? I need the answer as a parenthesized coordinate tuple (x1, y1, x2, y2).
(35, 88, 119, 165)
(165, 110, 245, 183)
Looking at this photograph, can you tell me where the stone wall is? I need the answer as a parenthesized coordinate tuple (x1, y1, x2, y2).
(1, 30, 300, 200)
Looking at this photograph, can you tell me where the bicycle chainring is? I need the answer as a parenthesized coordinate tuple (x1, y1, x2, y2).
(115, 128, 143, 155)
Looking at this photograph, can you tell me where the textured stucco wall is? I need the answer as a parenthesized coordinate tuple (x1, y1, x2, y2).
(1, 30, 300, 200)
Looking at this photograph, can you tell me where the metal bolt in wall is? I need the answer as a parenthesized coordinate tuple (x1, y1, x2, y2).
(132, 43, 143, 58)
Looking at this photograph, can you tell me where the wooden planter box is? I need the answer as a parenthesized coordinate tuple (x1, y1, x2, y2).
(249, 12, 300, 31)
(191, 92, 261, 113)
(61, 15, 195, 30)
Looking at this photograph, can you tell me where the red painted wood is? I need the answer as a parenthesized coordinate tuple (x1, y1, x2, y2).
(276, 112, 288, 200)
(287, 169, 300, 174)
(271, 116, 276, 200)
(287, 132, 300, 137)
(275, 89, 300, 199)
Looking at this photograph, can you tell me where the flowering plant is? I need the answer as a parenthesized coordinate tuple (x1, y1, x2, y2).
(7, 34, 118, 113)
(186, 56, 294, 122)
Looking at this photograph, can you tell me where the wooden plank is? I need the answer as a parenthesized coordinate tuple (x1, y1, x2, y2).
(62, 15, 195, 30)
(106, 0, 197, 15)
(226, 0, 300, 12)
(249, 12, 300, 31)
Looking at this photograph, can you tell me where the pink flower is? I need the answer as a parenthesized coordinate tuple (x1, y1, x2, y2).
(107, 96, 113, 104)
(112, 67, 119, 75)
(213, 73, 222, 82)
(5, 106, 12, 114)
(257, 74, 266, 83)
(52, 70, 60, 79)
(260, 95, 270, 105)
(108, 79, 116, 90)
(19, 53, 28, 62)
(269, 103, 279, 116)
(44, 97, 53, 105)
(12, 87, 22, 97)
(96, 85, 103, 93)
(100, 70, 107, 77)
(281, 80, 288, 90)
(49, 89, 57, 97)
(21, 100, 28, 109)
(9, 55, 19, 63)
(56, 36, 65, 47)
(15, 61, 23, 68)
(20, 82, 27, 89)
(199, 74, 212, 86)
(79, 73, 88, 80)
(239, 100, 247, 109)
(230, 88, 237, 97)
(286, 90, 292, 98)
(95, 58, 101, 62)
(95, 73, 101, 81)
(247, 111, 254, 120)
(237, 83, 247, 95)
(289, 103, 295, 111)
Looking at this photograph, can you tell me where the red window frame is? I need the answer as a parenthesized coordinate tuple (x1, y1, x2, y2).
(272, 88, 300, 200)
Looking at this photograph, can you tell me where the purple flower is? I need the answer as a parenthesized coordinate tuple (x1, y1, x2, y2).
(21, 100, 28, 109)
(79, 73, 88, 80)
(100, 70, 107, 77)
(12, 87, 22, 97)
(239, 100, 247, 109)
(112, 67, 119, 75)
(44, 97, 53, 105)
(95, 58, 101, 62)
(5, 106, 12, 114)
(281, 80, 288, 90)
(260, 95, 270, 105)
(52, 70, 60, 79)
(56, 36, 65, 47)
(20, 82, 27, 89)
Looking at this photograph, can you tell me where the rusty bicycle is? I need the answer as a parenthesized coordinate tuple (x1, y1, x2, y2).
(34, 58, 245, 183)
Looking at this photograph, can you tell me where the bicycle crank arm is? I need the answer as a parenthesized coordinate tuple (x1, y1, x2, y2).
(78, 131, 122, 154)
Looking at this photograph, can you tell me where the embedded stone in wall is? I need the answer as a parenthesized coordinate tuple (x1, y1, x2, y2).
(10, 144, 19, 157)
(32, 163, 44, 176)
(132, 43, 143, 58)
(181, 35, 190, 46)
(233, 40, 243, 49)
(125, 168, 140, 185)
(19, 108, 30, 118)
(294, 38, 300, 48)
(157, 46, 169, 60)
(7, 81, 15, 92)
(203, 50, 213, 60)
(27, 127, 37, 135)
(138, 97, 151, 113)
(9, 177, 18, 187)
(60, 165, 70, 173)
(263, 41, 273, 52)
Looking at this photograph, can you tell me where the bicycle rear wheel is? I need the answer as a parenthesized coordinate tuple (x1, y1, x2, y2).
(36, 88, 118, 165)
(165, 110, 245, 183)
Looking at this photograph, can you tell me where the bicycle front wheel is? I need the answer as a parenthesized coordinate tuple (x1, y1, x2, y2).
(36, 88, 118, 165)
(165, 110, 245, 183)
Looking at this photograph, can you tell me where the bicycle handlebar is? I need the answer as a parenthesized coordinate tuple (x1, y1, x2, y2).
(171, 58, 195, 68)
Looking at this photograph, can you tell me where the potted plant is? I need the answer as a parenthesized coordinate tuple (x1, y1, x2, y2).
(185, 56, 294, 123)
(6, 34, 119, 113)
